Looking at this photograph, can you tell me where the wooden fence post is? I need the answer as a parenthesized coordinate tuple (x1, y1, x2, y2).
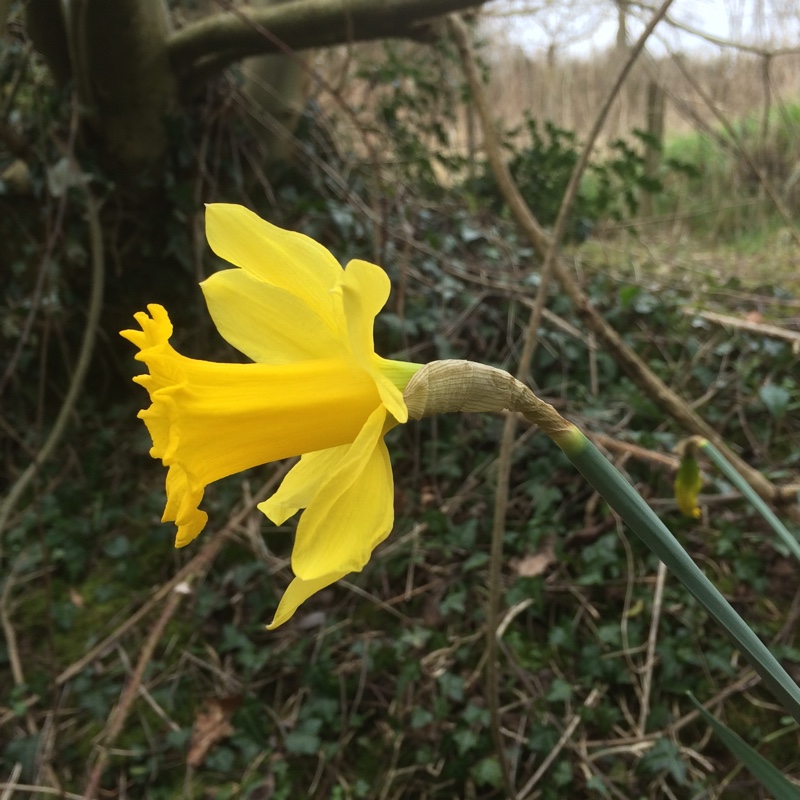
(641, 80, 665, 220)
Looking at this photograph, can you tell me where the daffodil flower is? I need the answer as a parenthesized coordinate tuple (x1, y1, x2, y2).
(122, 204, 421, 628)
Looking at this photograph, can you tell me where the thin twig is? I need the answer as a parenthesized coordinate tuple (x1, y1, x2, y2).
(0, 155, 104, 540)
(0, 764, 23, 800)
(638, 560, 667, 736)
(589, 432, 679, 469)
(516, 688, 603, 800)
(0, 559, 41, 741)
(0, 563, 25, 689)
(55, 461, 291, 686)
(635, 0, 800, 57)
(83, 590, 183, 800)
(115, 645, 182, 732)
(684, 308, 800, 346)
(0, 785, 85, 800)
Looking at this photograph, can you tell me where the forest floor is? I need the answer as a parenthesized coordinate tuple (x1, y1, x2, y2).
(2, 227, 799, 800)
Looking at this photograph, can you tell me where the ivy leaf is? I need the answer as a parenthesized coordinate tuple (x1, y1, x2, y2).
(759, 383, 790, 419)
(637, 738, 687, 785)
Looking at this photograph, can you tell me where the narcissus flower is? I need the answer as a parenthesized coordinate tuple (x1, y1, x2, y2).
(122, 204, 421, 627)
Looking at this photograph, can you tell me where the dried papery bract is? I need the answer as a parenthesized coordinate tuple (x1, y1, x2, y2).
(403, 359, 573, 441)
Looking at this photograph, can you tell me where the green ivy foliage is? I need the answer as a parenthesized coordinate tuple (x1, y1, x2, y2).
(2, 26, 799, 800)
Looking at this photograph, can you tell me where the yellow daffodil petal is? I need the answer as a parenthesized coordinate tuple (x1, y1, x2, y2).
(120, 299, 174, 350)
(338, 259, 389, 360)
(205, 204, 343, 330)
(258, 445, 347, 525)
(201, 268, 344, 364)
(292, 406, 394, 580)
(163, 464, 207, 547)
(338, 259, 409, 423)
(373, 355, 414, 423)
(267, 569, 349, 630)
(122, 304, 381, 546)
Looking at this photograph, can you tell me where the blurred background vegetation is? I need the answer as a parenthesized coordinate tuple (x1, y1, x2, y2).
(1, 0, 799, 797)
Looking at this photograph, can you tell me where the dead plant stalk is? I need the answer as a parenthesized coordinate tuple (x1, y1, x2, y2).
(82, 590, 183, 800)
(451, 0, 677, 793)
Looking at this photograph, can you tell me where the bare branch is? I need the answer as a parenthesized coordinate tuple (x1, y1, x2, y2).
(635, 0, 800, 56)
(453, 4, 779, 503)
(168, 0, 486, 80)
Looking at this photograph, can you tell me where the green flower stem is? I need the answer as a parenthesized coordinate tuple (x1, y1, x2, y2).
(404, 360, 800, 720)
(554, 425, 800, 724)
(698, 438, 800, 563)
(688, 693, 800, 799)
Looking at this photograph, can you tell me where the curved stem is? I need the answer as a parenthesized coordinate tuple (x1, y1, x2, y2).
(405, 358, 800, 722)
(555, 427, 800, 724)
(697, 439, 800, 562)
(451, 5, 675, 793)
(0, 176, 104, 542)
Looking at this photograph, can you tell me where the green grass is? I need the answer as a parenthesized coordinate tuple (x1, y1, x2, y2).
(652, 102, 800, 244)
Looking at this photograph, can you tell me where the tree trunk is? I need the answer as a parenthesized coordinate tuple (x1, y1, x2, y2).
(641, 81, 665, 219)
(76, 0, 177, 168)
(241, 1, 311, 164)
(615, 0, 628, 52)
(23, 0, 486, 170)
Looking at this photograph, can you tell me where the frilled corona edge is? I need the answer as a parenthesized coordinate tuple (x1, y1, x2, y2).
(402, 359, 573, 439)
(120, 304, 210, 546)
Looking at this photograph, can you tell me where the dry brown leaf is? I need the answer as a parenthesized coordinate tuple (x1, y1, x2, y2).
(187, 696, 239, 768)
(69, 588, 85, 608)
(515, 545, 556, 578)
(420, 485, 437, 506)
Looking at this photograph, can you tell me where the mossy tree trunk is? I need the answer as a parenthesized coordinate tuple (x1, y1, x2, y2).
(23, 0, 486, 171)
(26, 0, 176, 167)
(241, 0, 311, 164)
(79, 0, 177, 167)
